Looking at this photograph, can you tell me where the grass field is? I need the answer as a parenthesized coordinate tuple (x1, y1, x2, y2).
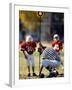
(19, 42, 64, 79)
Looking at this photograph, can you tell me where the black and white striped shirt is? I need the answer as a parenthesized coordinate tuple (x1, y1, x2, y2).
(41, 48, 60, 61)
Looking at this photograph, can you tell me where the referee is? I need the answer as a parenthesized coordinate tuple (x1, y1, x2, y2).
(39, 47, 61, 77)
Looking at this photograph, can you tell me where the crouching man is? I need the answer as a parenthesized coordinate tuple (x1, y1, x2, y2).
(38, 43, 62, 78)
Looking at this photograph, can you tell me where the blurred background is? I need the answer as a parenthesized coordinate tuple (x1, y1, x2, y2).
(19, 11, 64, 43)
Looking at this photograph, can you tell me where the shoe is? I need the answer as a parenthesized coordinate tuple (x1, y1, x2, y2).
(47, 71, 59, 78)
(33, 73, 37, 76)
(28, 73, 30, 77)
(39, 73, 44, 78)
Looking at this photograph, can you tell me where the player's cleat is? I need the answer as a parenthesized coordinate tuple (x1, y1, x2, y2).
(33, 73, 37, 76)
(39, 73, 45, 78)
(28, 73, 31, 77)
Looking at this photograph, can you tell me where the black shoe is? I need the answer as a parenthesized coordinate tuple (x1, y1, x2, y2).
(47, 71, 59, 78)
(39, 73, 45, 78)
(33, 73, 37, 76)
(28, 73, 30, 77)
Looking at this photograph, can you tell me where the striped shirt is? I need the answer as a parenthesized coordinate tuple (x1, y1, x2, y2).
(41, 48, 60, 61)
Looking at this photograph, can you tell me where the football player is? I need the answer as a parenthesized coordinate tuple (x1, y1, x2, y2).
(52, 34, 63, 54)
(20, 35, 37, 77)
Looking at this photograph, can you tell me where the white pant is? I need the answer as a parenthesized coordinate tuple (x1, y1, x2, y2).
(24, 51, 35, 67)
(41, 59, 61, 68)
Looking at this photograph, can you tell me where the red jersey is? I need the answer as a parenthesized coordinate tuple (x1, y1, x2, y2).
(52, 40, 63, 52)
(20, 41, 36, 54)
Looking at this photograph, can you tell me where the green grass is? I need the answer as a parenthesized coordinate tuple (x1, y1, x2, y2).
(19, 51, 64, 79)
(19, 43, 64, 79)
